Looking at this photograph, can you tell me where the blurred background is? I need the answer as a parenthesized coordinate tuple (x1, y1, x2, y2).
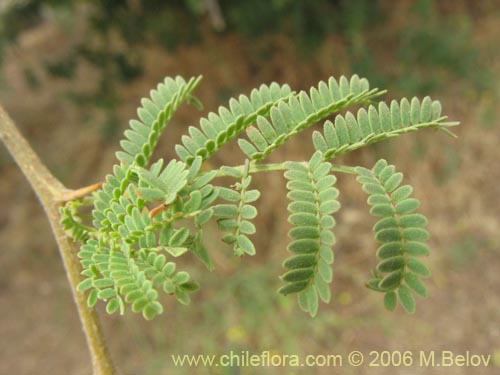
(0, 0, 499, 374)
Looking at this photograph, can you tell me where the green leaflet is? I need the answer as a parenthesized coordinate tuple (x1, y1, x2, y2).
(175, 83, 293, 165)
(239, 75, 385, 161)
(135, 159, 189, 205)
(384, 291, 397, 311)
(213, 160, 260, 256)
(110, 252, 162, 320)
(279, 151, 340, 317)
(356, 159, 431, 313)
(313, 96, 459, 161)
(118, 76, 203, 166)
(60, 202, 93, 243)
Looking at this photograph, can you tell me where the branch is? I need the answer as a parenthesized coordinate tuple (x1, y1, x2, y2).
(0, 105, 115, 375)
(57, 182, 103, 202)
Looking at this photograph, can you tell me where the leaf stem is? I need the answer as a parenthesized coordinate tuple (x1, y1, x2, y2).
(213, 161, 357, 178)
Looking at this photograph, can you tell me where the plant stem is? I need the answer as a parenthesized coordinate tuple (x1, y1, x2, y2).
(214, 161, 357, 178)
(0, 105, 115, 375)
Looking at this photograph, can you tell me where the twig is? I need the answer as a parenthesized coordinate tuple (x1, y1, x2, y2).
(0, 105, 115, 375)
(58, 182, 103, 202)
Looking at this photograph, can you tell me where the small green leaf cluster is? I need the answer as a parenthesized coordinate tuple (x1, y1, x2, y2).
(313, 96, 455, 159)
(238, 75, 384, 162)
(175, 83, 294, 165)
(213, 162, 260, 256)
(116, 76, 202, 167)
(356, 160, 431, 313)
(74, 76, 209, 319)
(61, 202, 91, 243)
(91, 76, 202, 231)
(278, 151, 340, 317)
(61, 73, 457, 319)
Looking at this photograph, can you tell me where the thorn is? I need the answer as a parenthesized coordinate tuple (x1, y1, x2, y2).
(57, 182, 103, 202)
